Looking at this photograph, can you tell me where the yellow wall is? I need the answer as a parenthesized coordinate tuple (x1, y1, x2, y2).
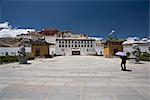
(104, 47, 110, 57)
(110, 45, 123, 57)
(31, 45, 49, 57)
(104, 44, 123, 58)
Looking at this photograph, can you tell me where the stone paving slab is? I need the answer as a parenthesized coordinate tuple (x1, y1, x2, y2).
(0, 56, 149, 100)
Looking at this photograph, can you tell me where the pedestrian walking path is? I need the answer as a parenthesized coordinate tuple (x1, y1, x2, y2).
(0, 56, 149, 100)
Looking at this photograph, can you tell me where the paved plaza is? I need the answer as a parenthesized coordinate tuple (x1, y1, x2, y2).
(0, 56, 149, 100)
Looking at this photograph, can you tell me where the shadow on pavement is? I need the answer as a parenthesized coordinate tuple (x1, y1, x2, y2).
(124, 69, 132, 72)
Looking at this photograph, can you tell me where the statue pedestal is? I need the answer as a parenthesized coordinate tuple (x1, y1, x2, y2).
(18, 56, 28, 64)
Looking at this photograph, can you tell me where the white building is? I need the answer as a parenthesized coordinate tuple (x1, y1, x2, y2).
(88, 37, 104, 55)
(38, 29, 90, 56)
(42, 29, 103, 56)
(93, 40, 104, 55)
(38, 29, 62, 55)
(55, 38, 96, 56)
(123, 37, 150, 53)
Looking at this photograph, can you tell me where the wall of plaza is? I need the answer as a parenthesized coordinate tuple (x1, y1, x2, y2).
(0, 47, 31, 56)
(55, 39, 97, 55)
(123, 43, 150, 53)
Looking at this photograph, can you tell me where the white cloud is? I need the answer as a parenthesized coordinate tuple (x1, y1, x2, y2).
(0, 22, 35, 38)
(0, 22, 11, 29)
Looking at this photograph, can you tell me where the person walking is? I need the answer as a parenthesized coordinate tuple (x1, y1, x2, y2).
(115, 52, 130, 71)
(120, 56, 127, 71)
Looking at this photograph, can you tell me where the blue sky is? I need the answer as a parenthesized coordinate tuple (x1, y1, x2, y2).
(0, 0, 149, 39)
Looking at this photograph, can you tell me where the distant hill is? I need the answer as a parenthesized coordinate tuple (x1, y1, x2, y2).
(0, 38, 31, 47)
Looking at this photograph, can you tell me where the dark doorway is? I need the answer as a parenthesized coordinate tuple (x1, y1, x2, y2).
(113, 49, 118, 55)
(35, 48, 40, 56)
(72, 51, 80, 55)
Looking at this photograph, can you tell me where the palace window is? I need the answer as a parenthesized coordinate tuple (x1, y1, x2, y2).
(84, 41, 86, 44)
(75, 41, 77, 44)
(59, 41, 61, 44)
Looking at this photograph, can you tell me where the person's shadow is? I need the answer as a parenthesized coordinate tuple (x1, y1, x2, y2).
(123, 69, 132, 71)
